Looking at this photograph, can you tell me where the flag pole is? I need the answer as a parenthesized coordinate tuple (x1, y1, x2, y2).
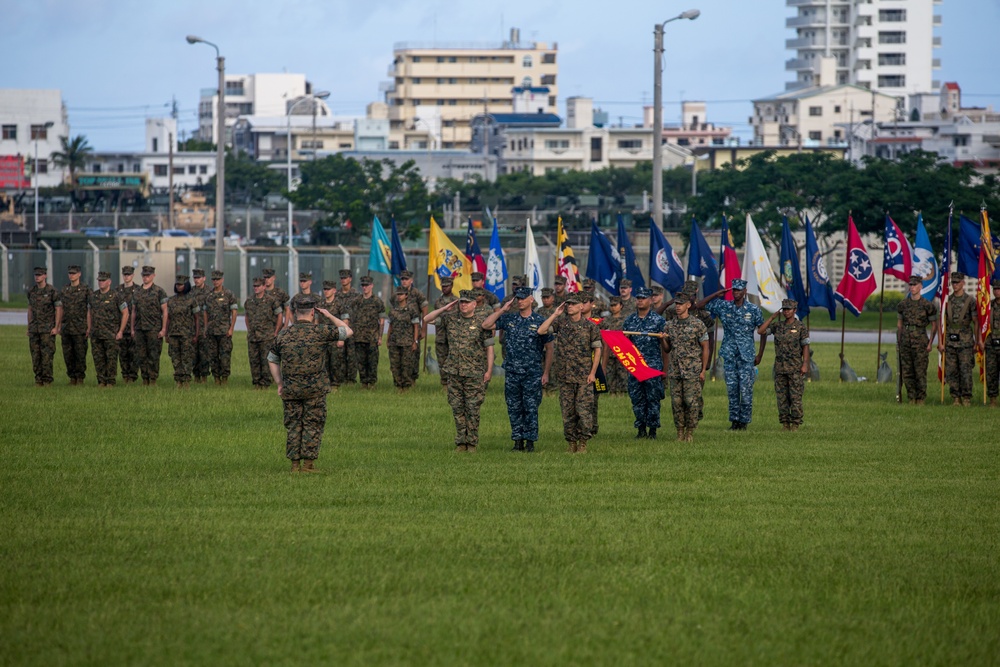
(839, 304, 846, 382)
(876, 268, 886, 377)
(422, 264, 431, 372)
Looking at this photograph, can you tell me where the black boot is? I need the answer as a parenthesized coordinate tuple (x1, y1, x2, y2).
(648, 427, 657, 440)
(511, 439, 525, 451)
(524, 441, 535, 453)
(729, 421, 739, 431)
(636, 426, 647, 439)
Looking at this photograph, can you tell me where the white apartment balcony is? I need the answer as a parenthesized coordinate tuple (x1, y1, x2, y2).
(933, 58, 942, 69)
(786, 36, 825, 49)
(933, 14, 942, 25)
(785, 80, 810, 92)
(933, 36, 942, 47)
(853, 59, 871, 71)
(379, 81, 396, 93)
(855, 45, 875, 61)
(786, 0, 827, 6)
(786, 15, 827, 28)
(785, 58, 812, 71)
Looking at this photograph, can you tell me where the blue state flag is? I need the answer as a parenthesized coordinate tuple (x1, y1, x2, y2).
(586, 220, 621, 295)
(368, 216, 393, 276)
(485, 217, 508, 300)
(780, 216, 809, 320)
(913, 213, 939, 301)
(616, 214, 645, 288)
(687, 218, 720, 295)
(958, 213, 1000, 277)
(649, 222, 684, 294)
(805, 215, 836, 320)
(390, 218, 407, 278)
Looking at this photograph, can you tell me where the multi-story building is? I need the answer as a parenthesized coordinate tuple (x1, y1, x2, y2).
(0, 89, 71, 189)
(381, 29, 558, 149)
(642, 101, 733, 147)
(785, 0, 940, 97)
(197, 73, 311, 146)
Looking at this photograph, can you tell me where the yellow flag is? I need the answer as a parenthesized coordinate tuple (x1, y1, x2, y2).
(428, 216, 473, 292)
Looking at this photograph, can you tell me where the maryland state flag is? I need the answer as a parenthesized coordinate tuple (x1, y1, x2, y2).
(556, 217, 582, 292)
(428, 216, 473, 292)
(599, 330, 665, 382)
(977, 208, 995, 384)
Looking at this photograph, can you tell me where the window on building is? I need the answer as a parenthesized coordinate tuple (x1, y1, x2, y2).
(878, 75, 906, 87)
(548, 96, 556, 107)
(443, 120, 455, 128)
(542, 53, 556, 64)
(590, 137, 602, 162)
(878, 31, 906, 44)
(522, 55, 533, 68)
(448, 56, 456, 63)
(199, 165, 208, 174)
(412, 56, 421, 63)
(30, 124, 50, 140)
(808, 131, 822, 141)
(152, 138, 159, 152)
(412, 100, 422, 106)
(437, 56, 445, 63)
(677, 138, 690, 146)
(617, 139, 643, 150)
(389, 141, 400, 149)
(171, 166, 183, 175)
(809, 106, 823, 116)
(225, 80, 245, 96)
(448, 100, 457, 106)
(541, 74, 556, 85)
(188, 165, 197, 174)
(878, 53, 906, 66)
(154, 165, 167, 176)
(118, 164, 125, 173)
(92, 164, 102, 173)
(834, 105, 842, 113)
(953, 136, 969, 147)
(544, 139, 570, 150)
(36, 159, 48, 174)
(2, 125, 16, 140)
(879, 9, 906, 22)
(437, 100, 445, 106)
(468, 56, 478, 63)
(412, 77, 421, 84)
(133, 164, 142, 173)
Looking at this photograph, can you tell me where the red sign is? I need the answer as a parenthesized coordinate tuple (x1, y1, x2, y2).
(0, 156, 29, 189)
(600, 330, 665, 382)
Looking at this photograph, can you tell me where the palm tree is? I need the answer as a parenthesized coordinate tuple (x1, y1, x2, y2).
(50, 134, 93, 188)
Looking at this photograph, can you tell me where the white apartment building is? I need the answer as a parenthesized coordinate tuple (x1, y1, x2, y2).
(382, 29, 558, 149)
(197, 73, 310, 146)
(642, 101, 733, 147)
(786, 0, 940, 97)
(502, 97, 691, 176)
(0, 89, 71, 189)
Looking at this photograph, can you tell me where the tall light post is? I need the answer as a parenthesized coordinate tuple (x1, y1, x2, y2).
(186, 34, 226, 270)
(286, 91, 330, 294)
(33, 121, 54, 232)
(652, 9, 700, 228)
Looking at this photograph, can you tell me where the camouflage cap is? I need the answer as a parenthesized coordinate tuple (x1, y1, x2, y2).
(540, 287, 554, 297)
(175, 274, 189, 283)
(620, 278, 632, 288)
(67, 265, 81, 274)
(651, 285, 665, 295)
(211, 270, 224, 280)
(299, 272, 312, 281)
(511, 274, 526, 287)
(470, 271, 485, 281)
(339, 269, 353, 278)
(581, 278, 596, 289)
(563, 294, 583, 305)
(252, 277, 265, 286)
(731, 278, 748, 290)
(97, 271, 111, 281)
(781, 298, 797, 310)
(121, 266, 134, 275)
(458, 290, 476, 302)
(579, 292, 594, 303)
(682, 279, 699, 295)
(359, 276, 373, 286)
(291, 293, 319, 309)
(322, 280, 337, 290)
(992, 278, 1000, 289)
(473, 287, 487, 297)
(950, 272, 966, 282)
(395, 287, 409, 296)
(399, 270, 413, 279)
(33, 266, 47, 275)
(261, 268, 275, 278)
(634, 286, 651, 299)
(674, 293, 692, 305)
(554, 275, 567, 285)
(141, 266, 155, 275)
(440, 276, 454, 286)
(191, 268, 205, 278)
(908, 275, 923, 286)
(514, 286, 533, 299)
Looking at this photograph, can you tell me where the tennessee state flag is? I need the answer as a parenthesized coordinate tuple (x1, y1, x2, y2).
(883, 214, 913, 282)
(556, 216, 582, 292)
(719, 213, 741, 301)
(599, 330, 665, 381)
(835, 216, 877, 316)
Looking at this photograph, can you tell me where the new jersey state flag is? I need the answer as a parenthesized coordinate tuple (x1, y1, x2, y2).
(835, 216, 877, 316)
(428, 216, 472, 292)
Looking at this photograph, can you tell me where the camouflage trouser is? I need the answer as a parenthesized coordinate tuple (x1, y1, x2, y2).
(283, 394, 328, 461)
(327, 341, 345, 386)
(447, 374, 487, 446)
(119, 333, 138, 381)
(627, 375, 663, 429)
(669, 375, 702, 430)
(248, 339, 273, 387)
(134, 330, 163, 381)
(411, 339, 422, 382)
(899, 337, 930, 401)
(504, 371, 543, 441)
(774, 370, 805, 425)
(559, 381, 594, 443)
(389, 345, 416, 388)
(944, 345, 975, 399)
(62, 333, 88, 381)
(591, 384, 600, 437)
(341, 338, 358, 384)
(207, 334, 233, 380)
(355, 342, 380, 386)
(28, 332, 55, 384)
(435, 340, 449, 385)
(606, 358, 628, 394)
(193, 335, 212, 379)
(167, 335, 195, 383)
(91, 337, 119, 385)
(986, 340, 1000, 398)
(723, 355, 756, 423)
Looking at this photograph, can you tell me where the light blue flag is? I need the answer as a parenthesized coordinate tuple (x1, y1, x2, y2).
(913, 213, 939, 301)
(368, 216, 392, 276)
(486, 217, 508, 300)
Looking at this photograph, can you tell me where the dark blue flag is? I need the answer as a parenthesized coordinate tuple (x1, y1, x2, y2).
(780, 216, 809, 320)
(805, 215, 836, 320)
(687, 218, 720, 295)
(616, 214, 645, 288)
(586, 220, 621, 295)
(390, 218, 407, 278)
(649, 222, 685, 293)
(958, 214, 1000, 277)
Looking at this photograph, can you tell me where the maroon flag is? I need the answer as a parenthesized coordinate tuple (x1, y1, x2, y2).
(835, 216, 877, 316)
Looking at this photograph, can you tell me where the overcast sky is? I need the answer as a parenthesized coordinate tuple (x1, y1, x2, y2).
(7, 0, 997, 150)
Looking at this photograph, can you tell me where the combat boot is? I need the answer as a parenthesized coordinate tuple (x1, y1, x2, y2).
(290, 460, 300, 473)
(647, 427, 657, 440)
(524, 441, 535, 453)
(511, 439, 525, 452)
(215, 378, 222, 386)
(677, 428, 685, 441)
(566, 441, 577, 453)
(635, 426, 647, 439)
(729, 421, 739, 431)
(961, 397, 971, 407)
(990, 397, 998, 407)
(576, 441, 587, 454)
(789, 424, 799, 432)
(455, 444, 467, 452)
(952, 397, 961, 406)
(466, 445, 477, 453)
(915, 399, 925, 405)
(300, 460, 320, 473)
(685, 428, 695, 442)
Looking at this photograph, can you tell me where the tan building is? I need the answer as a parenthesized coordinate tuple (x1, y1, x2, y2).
(382, 29, 558, 149)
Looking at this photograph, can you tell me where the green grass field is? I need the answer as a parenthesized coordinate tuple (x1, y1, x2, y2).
(1, 327, 997, 666)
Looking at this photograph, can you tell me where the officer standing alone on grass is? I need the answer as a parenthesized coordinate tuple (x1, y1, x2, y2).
(27, 266, 62, 387)
(268, 293, 352, 473)
(758, 298, 811, 430)
(896, 275, 938, 404)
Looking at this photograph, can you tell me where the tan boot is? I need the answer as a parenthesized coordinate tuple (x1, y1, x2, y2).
(953, 397, 961, 406)
(915, 399, 925, 405)
(566, 441, 576, 453)
(300, 460, 319, 473)
(961, 397, 971, 407)
(990, 397, 998, 407)
(677, 428, 686, 441)
(789, 424, 799, 432)
(576, 441, 587, 454)
(290, 460, 300, 473)
(466, 445, 477, 453)
(455, 444, 467, 452)
(686, 428, 695, 442)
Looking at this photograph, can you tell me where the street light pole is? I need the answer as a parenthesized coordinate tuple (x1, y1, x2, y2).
(651, 9, 700, 229)
(187, 35, 226, 270)
(33, 121, 54, 233)
(285, 92, 330, 294)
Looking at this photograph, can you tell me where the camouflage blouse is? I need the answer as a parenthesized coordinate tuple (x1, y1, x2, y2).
(766, 318, 810, 374)
(550, 316, 601, 384)
(90, 288, 127, 340)
(132, 283, 168, 331)
(351, 295, 386, 344)
(60, 283, 91, 335)
(27, 283, 61, 333)
(268, 322, 346, 400)
(166, 292, 200, 338)
(664, 316, 708, 379)
(440, 311, 494, 378)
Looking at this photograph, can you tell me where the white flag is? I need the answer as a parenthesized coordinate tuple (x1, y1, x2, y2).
(742, 213, 786, 312)
(524, 219, 544, 303)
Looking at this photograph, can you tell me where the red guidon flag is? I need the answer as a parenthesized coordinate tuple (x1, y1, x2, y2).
(600, 330, 665, 382)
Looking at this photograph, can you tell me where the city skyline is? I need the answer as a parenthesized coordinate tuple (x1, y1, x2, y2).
(7, 0, 997, 151)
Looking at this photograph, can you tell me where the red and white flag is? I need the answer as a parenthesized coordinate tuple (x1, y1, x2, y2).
(600, 330, 665, 382)
(835, 216, 877, 316)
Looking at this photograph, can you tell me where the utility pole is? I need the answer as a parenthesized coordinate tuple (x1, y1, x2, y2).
(168, 132, 174, 229)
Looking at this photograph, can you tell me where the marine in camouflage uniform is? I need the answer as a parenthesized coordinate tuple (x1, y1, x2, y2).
(262, 267, 290, 330)
(600, 297, 628, 394)
(539, 294, 601, 453)
(704, 279, 765, 430)
(189, 268, 212, 383)
(482, 286, 554, 452)
(661, 280, 716, 420)
(663, 293, 709, 441)
(386, 289, 419, 390)
(471, 272, 500, 311)
(166, 276, 200, 387)
(60, 265, 91, 384)
(332, 269, 362, 385)
(623, 288, 667, 438)
(352, 276, 385, 389)
(985, 279, 1000, 406)
(761, 299, 811, 430)
(896, 276, 939, 404)
(400, 270, 428, 381)
(268, 293, 352, 472)
(426, 291, 494, 452)
(578, 292, 602, 437)
(89, 271, 128, 387)
(537, 287, 556, 319)
(581, 278, 610, 318)
(116, 266, 140, 383)
(26, 267, 62, 386)
(130, 266, 168, 385)
(245, 277, 282, 389)
(618, 279, 638, 318)
(432, 277, 458, 386)
(552, 276, 569, 307)
(204, 270, 238, 383)
(320, 281, 344, 387)
(939, 273, 979, 405)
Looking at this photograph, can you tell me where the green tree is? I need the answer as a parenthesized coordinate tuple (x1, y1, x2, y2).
(179, 137, 215, 152)
(50, 135, 93, 189)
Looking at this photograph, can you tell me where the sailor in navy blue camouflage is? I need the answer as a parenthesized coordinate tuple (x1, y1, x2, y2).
(482, 285, 554, 452)
(703, 278, 765, 430)
(623, 287, 667, 439)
